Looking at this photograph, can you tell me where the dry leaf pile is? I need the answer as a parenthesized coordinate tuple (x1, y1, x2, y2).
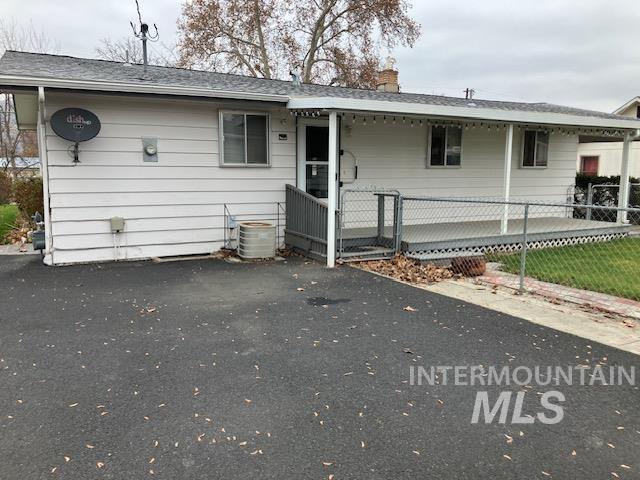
(4, 218, 32, 248)
(356, 255, 456, 284)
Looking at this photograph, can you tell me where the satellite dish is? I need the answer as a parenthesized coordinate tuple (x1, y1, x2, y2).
(51, 108, 101, 142)
(50, 108, 101, 163)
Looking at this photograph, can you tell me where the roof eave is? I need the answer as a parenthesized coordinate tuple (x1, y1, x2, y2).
(288, 97, 640, 130)
(612, 96, 640, 115)
(0, 74, 290, 104)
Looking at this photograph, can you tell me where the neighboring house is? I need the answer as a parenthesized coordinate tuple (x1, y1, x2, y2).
(577, 96, 640, 177)
(1, 157, 40, 178)
(1, 50, 639, 266)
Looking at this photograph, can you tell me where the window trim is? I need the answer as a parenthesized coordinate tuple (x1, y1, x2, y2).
(427, 125, 463, 168)
(579, 155, 600, 176)
(520, 129, 549, 169)
(219, 110, 271, 167)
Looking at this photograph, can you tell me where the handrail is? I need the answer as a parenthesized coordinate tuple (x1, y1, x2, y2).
(285, 184, 329, 252)
(401, 195, 640, 213)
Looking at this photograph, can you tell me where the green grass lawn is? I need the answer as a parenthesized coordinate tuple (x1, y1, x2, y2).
(0, 204, 19, 243)
(488, 237, 640, 300)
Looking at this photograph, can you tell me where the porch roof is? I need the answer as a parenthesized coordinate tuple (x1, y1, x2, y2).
(2, 50, 640, 131)
(287, 97, 640, 131)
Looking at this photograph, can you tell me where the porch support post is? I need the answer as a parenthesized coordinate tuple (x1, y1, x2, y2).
(37, 87, 53, 265)
(326, 111, 338, 267)
(617, 132, 632, 224)
(501, 123, 514, 234)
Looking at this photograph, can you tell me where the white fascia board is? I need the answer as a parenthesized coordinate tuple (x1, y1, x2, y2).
(612, 96, 640, 115)
(0, 75, 290, 103)
(288, 96, 640, 130)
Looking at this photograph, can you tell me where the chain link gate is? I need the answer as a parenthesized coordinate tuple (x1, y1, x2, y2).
(338, 187, 401, 260)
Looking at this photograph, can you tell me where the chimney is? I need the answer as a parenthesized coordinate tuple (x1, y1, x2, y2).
(376, 56, 399, 93)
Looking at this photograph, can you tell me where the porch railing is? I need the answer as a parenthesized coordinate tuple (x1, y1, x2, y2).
(284, 184, 329, 258)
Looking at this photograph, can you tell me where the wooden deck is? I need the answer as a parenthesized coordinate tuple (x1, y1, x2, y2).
(340, 217, 632, 258)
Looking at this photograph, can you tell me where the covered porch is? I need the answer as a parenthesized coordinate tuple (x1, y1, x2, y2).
(284, 98, 640, 266)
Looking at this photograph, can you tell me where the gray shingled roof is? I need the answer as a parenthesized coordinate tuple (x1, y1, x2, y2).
(0, 50, 636, 123)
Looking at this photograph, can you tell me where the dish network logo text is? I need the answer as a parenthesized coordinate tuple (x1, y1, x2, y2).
(66, 114, 92, 126)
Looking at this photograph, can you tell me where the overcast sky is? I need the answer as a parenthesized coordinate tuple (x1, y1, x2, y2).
(3, 0, 639, 112)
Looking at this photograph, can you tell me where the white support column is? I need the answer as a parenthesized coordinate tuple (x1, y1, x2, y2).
(617, 133, 632, 224)
(37, 87, 53, 266)
(326, 112, 338, 267)
(501, 123, 514, 234)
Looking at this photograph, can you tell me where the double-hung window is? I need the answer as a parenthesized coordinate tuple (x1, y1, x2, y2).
(522, 130, 549, 168)
(429, 126, 462, 167)
(220, 111, 270, 166)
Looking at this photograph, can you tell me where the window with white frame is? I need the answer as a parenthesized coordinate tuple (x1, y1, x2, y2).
(522, 130, 549, 167)
(429, 125, 462, 166)
(220, 112, 270, 166)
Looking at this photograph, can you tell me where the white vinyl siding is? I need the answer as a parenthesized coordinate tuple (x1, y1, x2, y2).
(340, 122, 577, 219)
(44, 93, 293, 265)
(577, 141, 640, 177)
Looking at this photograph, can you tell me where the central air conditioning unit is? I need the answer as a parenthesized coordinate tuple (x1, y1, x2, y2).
(238, 222, 276, 259)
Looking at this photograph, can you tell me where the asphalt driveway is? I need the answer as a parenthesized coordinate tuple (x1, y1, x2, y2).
(0, 255, 638, 479)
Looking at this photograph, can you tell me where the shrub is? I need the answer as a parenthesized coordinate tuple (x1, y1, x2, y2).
(0, 171, 12, 204)
(575, 173, 639, 190)
(13, 177, 43, 218)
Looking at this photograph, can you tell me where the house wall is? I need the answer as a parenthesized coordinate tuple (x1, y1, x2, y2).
(576, 142, 640, 177)
(339, 121, 577, 226)
(44, 92, 295, 265)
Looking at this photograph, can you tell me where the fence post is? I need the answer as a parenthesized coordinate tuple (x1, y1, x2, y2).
(519, 204, 529, 293)
(586, 183, 593, 221)
(394, 194, 403, 253)
(377, 194, 385, 242)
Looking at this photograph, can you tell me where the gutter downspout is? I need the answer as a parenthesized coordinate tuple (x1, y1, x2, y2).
(617, 128, 640, 224)
(37, 86, 53, 265)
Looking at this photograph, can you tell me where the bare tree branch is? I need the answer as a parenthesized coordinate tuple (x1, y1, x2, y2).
(0, 19, 58, 178)
(177, 0, 421, 88)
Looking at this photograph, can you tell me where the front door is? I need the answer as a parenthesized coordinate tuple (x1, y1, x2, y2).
(297, 119, 331, 200)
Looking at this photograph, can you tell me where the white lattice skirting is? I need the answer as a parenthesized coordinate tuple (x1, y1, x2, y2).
(407, 232, 628, 257)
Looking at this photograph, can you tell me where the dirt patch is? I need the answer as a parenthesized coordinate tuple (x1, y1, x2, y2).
(355, 254, 458, 284)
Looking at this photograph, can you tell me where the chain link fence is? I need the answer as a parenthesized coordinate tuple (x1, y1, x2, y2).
(404, 197, 640, 301)
(340, 191, 640, 301)
(572, 183, 640, 223)
(338, 187, 401, 257)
